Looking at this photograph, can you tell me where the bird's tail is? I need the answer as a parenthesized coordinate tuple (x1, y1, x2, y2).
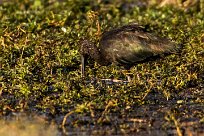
(147, 36, 182, 55)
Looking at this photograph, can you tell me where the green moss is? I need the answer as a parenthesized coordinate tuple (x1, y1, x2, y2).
(0, 0, 203, 134)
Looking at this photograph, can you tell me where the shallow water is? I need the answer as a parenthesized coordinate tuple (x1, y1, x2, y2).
(0, 113, 59, 136)
(0, 88, 203, 136)
(1, 94, 203, 136)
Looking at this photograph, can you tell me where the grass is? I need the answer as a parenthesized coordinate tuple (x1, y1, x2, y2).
(0, 0, 204, 135)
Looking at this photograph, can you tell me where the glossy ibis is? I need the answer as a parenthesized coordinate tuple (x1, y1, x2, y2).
(80, 24, 180, 78)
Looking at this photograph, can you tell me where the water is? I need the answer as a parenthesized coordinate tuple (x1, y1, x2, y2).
(0, 113, 59, 136)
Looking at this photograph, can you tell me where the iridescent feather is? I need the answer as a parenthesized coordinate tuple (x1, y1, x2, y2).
(80, 24, 180, 76)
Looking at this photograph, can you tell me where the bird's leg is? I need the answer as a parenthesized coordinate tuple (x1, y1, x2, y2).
(121, 70, 132, 83)
(126, 73, 132, 83)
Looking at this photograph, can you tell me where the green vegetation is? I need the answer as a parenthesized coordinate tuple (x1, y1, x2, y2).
(0, 0, 203, 135)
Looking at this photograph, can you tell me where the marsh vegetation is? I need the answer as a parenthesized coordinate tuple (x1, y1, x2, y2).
(0, 0, 203, 135)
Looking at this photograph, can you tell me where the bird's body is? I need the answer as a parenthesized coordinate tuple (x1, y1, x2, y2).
(80, 24, 180, 76)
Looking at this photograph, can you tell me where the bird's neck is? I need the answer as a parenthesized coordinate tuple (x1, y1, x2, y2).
(88, 42, 101, 63)
(81, 39, 110, 66)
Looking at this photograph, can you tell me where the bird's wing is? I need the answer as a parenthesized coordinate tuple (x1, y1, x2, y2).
(119, 24, 179, 52)
(137, 32, 177, 52)
(100, 24, 180, 65)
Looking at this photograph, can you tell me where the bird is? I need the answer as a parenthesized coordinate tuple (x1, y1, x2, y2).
(80, 24, 180, 79)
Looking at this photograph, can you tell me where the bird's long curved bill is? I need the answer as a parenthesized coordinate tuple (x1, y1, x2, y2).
(81, 55, 85, 77)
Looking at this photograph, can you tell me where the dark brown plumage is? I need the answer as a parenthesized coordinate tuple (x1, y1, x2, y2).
(80, 24, 180, 77)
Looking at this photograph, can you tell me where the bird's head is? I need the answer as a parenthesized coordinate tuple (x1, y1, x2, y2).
(79, 38, 99, 77)
(79, 38, 93, 56)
